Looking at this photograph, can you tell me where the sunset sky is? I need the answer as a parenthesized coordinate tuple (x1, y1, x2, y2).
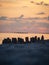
(0, 0, 49, 33)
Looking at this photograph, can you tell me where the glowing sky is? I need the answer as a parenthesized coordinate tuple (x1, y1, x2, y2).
(0, 0, 49, 33)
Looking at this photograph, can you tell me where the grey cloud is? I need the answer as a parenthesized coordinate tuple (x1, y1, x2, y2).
(36, 22, 49, 28)
(0, 16, 49, 33)
(0, 16, 49, 22)
(9, 14, 24, 21)
(36, 2, 49, 6)
(44, 16, 49, 21)
(30, 0, 43, 5)
(25, 17, 39, 20)
(35, 3, 41, 5)
(10, 16, 49, 21)
(44, 3, 49, 6)
(0, 16, 8, 20)
(30, 1, 49, 6)
(26, 17, 44, 20)
(36, 1, 44, 5)
(30, 1, 43, 5)
(18, 14, 24, 19)
(9, 18, 17, 21)
(47, 16, 49, 20)
(37, 12, 45, 15)
(30, 1, 34, 3)
(0, 15, 24, 21)
(27, 16, 49, 21)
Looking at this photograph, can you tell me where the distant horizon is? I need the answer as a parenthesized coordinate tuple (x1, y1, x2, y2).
(0, 32, 49, 34)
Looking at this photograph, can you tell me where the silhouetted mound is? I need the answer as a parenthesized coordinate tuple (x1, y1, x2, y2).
(12, 38, 17, 44)
(2, 38, 11, 44)
(18, 37, 24, 44)
(2, 35, 49, 44)
(0, 43, 49, 65)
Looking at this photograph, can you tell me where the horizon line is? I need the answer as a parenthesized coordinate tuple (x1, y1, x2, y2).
(0, 32, 49, 34)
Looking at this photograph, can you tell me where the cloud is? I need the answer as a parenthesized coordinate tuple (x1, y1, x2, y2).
(37, 12, 45, 15)
(0, 16, 8, 20)
(0, 16, 49, 21)
(36, 1, 44, 5)
(44, 3, 49, 6)
(47, 16, 49, 20)
(30, 1, 49, 6)
(26, 17, 46, 20)
(35, 3, 41, 5)
(0, 16, 23, 21)
(9, 18, 17, 21)
(0, 15, 49, 33)
(37, 22, 49, 28)
(44, 16, 49, 20)
(18, 14, 24, 19)
(30, 1, 34, 3)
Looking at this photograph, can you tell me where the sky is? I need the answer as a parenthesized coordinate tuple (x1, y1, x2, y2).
(0, 0, 49, 33)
